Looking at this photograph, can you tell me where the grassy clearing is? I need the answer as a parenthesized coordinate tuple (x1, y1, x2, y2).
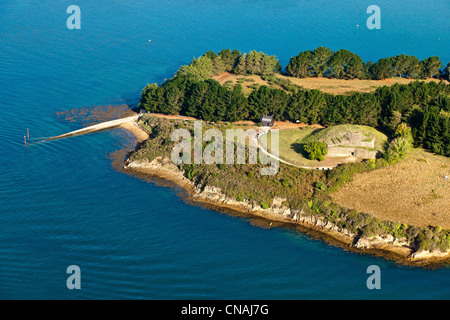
(261, 127, 320, 166)
(262, 124, 388, 167)
(331, 148, 450, 229)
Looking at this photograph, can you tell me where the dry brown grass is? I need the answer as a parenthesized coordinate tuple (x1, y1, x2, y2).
(331, 149, 450, 228)
(213, 72, 448, 95)
(278, 75, 448, 95)
(213, 73, 273, 95)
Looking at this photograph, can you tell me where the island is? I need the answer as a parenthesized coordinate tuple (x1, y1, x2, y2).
(122, 47, 450, 267)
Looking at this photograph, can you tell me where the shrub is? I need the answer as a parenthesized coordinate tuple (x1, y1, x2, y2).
(260, 202, 270, 209)
(281, 178, 290, 187)
(393, 223, 408, 239)
(304, 141, 328, 161)
(360, 219, 382, 237)
(218, 163, 227, 170)
(186, 169, 195, 180)
(314, 181, 326, 191)
(384, 123, 413, 164)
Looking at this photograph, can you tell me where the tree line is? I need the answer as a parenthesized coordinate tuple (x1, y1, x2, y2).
(174, 47, 449, 81)
(286, 47, 448, 80)
(176, 49, 281, 81)
(140, 71, 450, 157)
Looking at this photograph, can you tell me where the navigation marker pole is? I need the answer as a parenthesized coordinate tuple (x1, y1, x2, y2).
(24, 135, 27, 147)
(27, 128, 29, 140)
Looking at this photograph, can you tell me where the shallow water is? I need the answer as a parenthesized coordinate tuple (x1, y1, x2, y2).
(0, 0, 449, 299)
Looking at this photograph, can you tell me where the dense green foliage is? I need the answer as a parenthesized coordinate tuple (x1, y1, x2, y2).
(304, 141, 328, 161)
(383, 123, 414, 163)
(140, 73, 450, 157)
(286, 48, 444, 80)
(443, 62, 450, 80)
(139, 48, 449, 157)
(175, 49, 280, 81)
(172, 47, 447, 82)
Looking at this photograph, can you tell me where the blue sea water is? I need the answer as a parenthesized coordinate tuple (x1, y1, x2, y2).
(0, 0, 449, 299)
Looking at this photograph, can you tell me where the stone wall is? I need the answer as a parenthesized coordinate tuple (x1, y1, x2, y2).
(327, 146, 378, 159)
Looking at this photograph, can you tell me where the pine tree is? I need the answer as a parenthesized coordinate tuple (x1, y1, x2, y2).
(310, 47, 333, 76)
(285, 50, 314, 78)
(233, 53, 247, 75)
(424, 105, 442, 153)
(218, 49, 241, 72)
(443, 62, 450, 80)
(420, 56, 442, 78)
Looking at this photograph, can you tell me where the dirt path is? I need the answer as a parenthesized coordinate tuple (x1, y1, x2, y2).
(146, 113, 198, 121)
(143, 113, 336, 170)
(250, 129, 335, 170)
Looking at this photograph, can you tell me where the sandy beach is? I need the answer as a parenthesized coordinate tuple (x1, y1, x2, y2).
(120, 120, 149, 143)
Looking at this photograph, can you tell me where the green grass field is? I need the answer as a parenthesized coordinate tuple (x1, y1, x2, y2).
(261, 124, 388, 167)
(260, 127, 322, 166)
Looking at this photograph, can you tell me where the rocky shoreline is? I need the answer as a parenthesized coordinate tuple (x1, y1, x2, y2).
(123, 156, 450, 268)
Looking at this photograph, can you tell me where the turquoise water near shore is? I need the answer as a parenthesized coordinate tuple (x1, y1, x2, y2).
(0, 0, 449, 299)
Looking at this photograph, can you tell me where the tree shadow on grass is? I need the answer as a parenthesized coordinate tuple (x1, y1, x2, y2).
(290, 142, 309, 158)
(289, 128, 323, 159)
